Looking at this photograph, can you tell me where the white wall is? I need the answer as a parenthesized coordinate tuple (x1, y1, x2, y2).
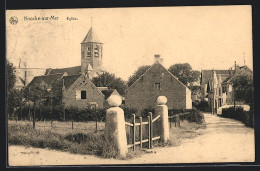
(186, 88, 192, 109)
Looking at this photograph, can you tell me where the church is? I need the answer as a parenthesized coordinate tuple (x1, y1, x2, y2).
(27, 27, 108, 109)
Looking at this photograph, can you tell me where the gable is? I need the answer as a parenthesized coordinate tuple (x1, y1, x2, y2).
(67, 75, 105, 97)
(127, 63, 190, 91)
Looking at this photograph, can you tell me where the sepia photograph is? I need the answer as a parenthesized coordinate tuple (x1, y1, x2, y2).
(6, 5, 255, 166)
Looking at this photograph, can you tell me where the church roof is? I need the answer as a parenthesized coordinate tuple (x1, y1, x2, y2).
(45, 66, 81, 76)
(28, 73, 64, 88)
(81, 27, 102, 43)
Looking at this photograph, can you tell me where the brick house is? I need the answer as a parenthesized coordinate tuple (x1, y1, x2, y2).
(27, 73, 105, 109)
(125, 55, 192, 111)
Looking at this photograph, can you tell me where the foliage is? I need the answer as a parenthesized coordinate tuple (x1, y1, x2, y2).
(7, 89, 24, 118)
(222, 106, 253, 127)
(91, 71, 128, 96)
(127, 65, 151, 87)
(121, 107, 138, 119)
(193, 100, 209, 111)
(168, 108, 204, 123)
(8, 124, 119, 158)
(230, 68, 254, 106)
(168, 63, 200, 86)
(6, 60, 16, 92)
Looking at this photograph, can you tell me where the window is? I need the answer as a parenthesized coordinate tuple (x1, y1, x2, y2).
(94, 46, 99, 51)
(76, 90, 87, 100)
(87, 47, 91, 51)
(155, 83, 161, 90)
(94, 51, 99, 57)
(90, 102, 97, 109)
(87, 52, 91, 57)
(81, 91, 87, 99)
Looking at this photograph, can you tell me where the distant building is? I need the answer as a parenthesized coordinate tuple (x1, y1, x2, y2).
(14, 60, 47, 90)
(125, 54, 192, 112)
(200, 64, 253, 113)
(26, 27, 118, 109)
(44, 27, 103, 79)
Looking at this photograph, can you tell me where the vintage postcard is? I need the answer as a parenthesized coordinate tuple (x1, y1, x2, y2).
(6, 5, 254, 166)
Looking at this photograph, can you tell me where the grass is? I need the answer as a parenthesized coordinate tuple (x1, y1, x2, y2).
(168, 120, 206, 147)
(8, 124, 119, 159)
(8, 114, 206, 160)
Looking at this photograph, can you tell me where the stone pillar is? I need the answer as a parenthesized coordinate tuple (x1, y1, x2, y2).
(105, 95, 128, 158)
(155, 96, 169, 143)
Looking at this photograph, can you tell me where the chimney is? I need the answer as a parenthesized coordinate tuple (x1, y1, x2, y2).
(154, 54, 163, 64)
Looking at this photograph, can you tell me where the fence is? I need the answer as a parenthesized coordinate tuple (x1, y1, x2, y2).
(125, 112, 161, 151)
(168, 112, 190, 127)
(8, 120, 105, 133)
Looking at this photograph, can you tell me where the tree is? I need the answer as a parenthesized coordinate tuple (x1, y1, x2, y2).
(6, 60, 18, 118)
(92, 71, 128, 96)
(127, 65, 151, 87)
(24, 85, 47, 128)
(168, 63, 200, 86)
(231, 68, 254, 106)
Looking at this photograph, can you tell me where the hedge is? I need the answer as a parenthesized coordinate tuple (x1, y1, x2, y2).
(13, 105, 205, 124)
(222, 106, 254, 127)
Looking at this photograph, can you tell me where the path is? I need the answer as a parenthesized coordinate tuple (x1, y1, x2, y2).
(8, 113, 255, 166)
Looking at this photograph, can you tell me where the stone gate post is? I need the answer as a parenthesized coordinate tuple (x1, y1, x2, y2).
(155, 96, 169, 143)
(104, 95, 128, 158)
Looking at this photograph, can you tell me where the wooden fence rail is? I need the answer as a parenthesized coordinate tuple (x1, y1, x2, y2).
(125, 113, 161, 151)
(168, 112, 190, 127)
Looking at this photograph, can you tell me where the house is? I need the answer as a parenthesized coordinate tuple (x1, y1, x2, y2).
(200, 63, 253, 113)
(125, 54, 192, 112)
(27, 73, 105, 109)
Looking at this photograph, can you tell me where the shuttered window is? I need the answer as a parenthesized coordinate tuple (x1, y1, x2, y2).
(76, 91, 81, 100)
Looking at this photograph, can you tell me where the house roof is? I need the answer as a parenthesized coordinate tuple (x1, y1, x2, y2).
(63, 74, 82, 89)
(222, 76, 232, 85)
(27, 73, 64, 88)
(201, 69, 234, 86)
(81, 27, 102, 44)
(127, 62, 191, 91)
(101, 89, 116, 100)
(45, 66, 81, 76)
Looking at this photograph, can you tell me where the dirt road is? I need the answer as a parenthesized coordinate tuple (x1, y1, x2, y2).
(8, 113, 255, 166)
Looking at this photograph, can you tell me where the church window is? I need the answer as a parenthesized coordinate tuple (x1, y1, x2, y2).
(87, 47, 91, 51)
(155, 83, 161, 90)
(94, 46, 99, 51)
(87, 52, 91, 57)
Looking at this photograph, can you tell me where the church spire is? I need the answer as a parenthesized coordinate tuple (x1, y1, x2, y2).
(81, 27, 101, 44)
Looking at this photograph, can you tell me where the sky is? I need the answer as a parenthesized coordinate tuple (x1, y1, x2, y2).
(6, 5, 253, 81)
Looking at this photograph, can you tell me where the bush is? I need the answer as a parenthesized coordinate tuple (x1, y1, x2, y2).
(169, 108, 204, 123)
(121, 107, 138, 119)
(193, 100, 209, 111)
(222, 106, 254, 127)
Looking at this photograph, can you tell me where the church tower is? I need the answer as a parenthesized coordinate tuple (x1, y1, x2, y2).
(81, 27, 103, 78)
